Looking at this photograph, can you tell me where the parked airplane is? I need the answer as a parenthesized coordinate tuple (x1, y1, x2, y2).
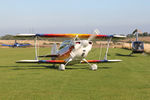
(1, 40, 31, 48)
(16, 30, 126, 70)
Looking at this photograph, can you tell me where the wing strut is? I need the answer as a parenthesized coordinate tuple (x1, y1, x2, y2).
(82, 58, 92, 66)
(104, 37, 112, 60)
(34, 36, 38, 60)
(99, 42, 103, 60)
(64, 58, 72, 66)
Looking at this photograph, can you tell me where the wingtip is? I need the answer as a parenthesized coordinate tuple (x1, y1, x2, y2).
(113, 35, 126, 38)
(107, 59, 123, 62)
(16, 60, 39, 63)
(16, 34, 36, 37)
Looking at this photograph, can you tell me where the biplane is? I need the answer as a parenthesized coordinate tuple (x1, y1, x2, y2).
(1, 40, 31, 48)
(16, 30, 126, 70)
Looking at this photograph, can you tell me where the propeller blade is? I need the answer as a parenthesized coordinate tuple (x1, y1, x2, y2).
(88, 29, 100, 41)
(132, 29, 138, 35)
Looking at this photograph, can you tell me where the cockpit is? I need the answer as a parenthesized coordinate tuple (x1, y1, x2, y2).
(59, 40, 72, 50)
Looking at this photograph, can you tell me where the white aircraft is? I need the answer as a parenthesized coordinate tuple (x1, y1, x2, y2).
(16, 30, 126, 71)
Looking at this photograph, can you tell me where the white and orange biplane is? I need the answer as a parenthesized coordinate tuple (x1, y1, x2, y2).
(16, 30, 126, 71)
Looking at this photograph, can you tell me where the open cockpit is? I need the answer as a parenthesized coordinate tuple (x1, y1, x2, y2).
(59, 40, 73, 50)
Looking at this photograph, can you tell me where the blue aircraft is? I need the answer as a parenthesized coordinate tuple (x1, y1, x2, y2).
(1, 40, 31, 48)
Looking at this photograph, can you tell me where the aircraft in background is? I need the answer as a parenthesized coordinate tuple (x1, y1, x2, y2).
(16, 30, 126, 71)
(131, 29, 144, 54)
(1, 40, 31, 48)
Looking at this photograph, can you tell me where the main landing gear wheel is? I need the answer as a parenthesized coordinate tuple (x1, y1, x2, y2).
(59, 64, 65, 71)
(90, 64, 98, 71)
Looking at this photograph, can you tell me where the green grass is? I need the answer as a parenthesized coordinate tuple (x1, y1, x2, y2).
(0, 48, 150, 100)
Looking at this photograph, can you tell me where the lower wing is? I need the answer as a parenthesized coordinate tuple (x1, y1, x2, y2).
(1, 44, 13, 47)
(16, 59, 121, 64)
(16, 60, 66, 64)
(81, 60, 122, 63)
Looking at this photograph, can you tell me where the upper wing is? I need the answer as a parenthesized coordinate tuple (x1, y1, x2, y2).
(16, 33, 126, 39)
(19, 44, 31, 47)
(1, 44, 13, 47)
(81, 59, 122, 63)
(16, 60, 66, 64)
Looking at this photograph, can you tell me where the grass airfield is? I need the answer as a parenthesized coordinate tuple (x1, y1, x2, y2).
(0, 48, 150, 100)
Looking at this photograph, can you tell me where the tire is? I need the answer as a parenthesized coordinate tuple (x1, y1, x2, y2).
(59, 64, 65, 71)
(90, 64, 98, 71)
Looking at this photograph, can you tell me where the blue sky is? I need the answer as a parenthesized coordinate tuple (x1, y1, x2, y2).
(0, 0, 149, 35)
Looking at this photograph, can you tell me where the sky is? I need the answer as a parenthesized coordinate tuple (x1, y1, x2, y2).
(0, 0, 150, 36)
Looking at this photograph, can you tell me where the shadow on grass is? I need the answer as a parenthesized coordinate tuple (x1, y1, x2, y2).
(99, 67, 112, 69)
(116, 53, 136, 57)
(0, 64, 112, 70)
(0, 65, 57, 70)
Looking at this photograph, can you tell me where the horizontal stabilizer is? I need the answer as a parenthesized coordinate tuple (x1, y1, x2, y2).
(81, 59, 122, 63)
(38, 54, 58, 57)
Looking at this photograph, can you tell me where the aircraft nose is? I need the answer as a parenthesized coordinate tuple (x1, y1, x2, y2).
(82, 40, 89, 47)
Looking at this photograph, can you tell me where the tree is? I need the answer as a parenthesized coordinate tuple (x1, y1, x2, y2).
(143, 32, 148, 36)
(0, 34, 15, 40)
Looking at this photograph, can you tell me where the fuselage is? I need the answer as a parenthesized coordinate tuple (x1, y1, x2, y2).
(56, 40, 93, 64)
(14, 43, 20, 47)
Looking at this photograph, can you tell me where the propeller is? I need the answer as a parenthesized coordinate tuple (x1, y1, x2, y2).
(132, 29, 143, 35)
(88, 29, 100, 41)
(75, 29, 100, 49)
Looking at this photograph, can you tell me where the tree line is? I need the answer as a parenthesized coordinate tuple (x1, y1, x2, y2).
(127, 32, 150, 37)
(0, 34, 71, 41)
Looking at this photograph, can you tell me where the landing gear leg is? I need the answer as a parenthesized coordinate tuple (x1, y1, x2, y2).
(53, 64, 56, 68)
(82, 59, 98, 71)
(58, 58, 72, 71)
